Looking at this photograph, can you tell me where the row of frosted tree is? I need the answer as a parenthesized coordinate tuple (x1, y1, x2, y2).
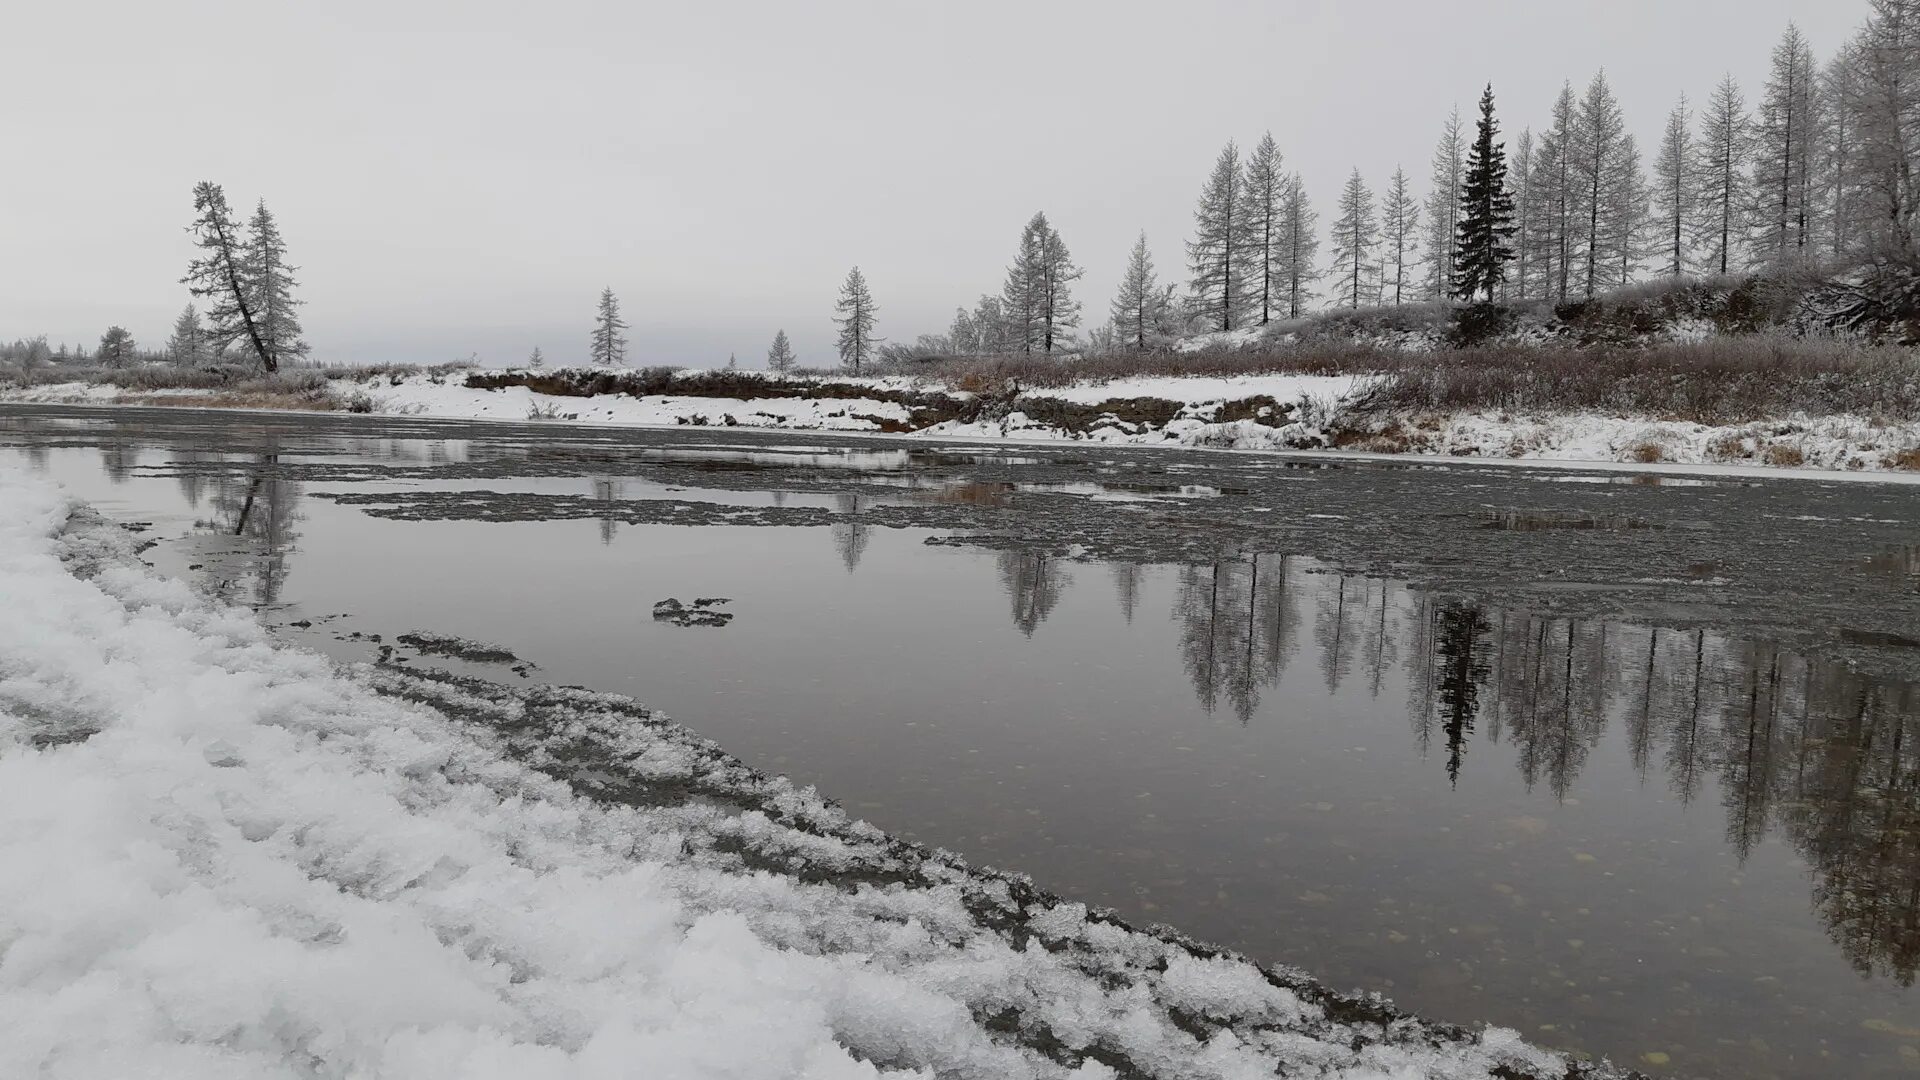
(843, 3, 1920, 364)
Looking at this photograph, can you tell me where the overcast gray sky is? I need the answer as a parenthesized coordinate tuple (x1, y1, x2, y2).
(1, 0, 1867, 368)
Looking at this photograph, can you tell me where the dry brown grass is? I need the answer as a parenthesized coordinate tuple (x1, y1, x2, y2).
(1627, 441, 1667, 463)
(1763, 442, 1807, 467)
(1886, 447, 1920, 470)
(1358, 337, 1920, 424)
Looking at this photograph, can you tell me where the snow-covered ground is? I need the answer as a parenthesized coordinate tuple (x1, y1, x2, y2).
(9, 366, 1920, 474)
(0, 471, 1626, 1079)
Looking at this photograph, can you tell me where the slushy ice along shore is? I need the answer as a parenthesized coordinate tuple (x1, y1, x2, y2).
(0, 472, 1643, 1077)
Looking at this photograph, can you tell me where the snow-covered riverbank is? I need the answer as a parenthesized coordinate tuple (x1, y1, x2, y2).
(9, 365, 1920, 473)
(0, 471, 1635, 1079)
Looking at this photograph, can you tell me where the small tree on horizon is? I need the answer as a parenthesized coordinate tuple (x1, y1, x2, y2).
(1380, 167, 1421, 305)
(1277, 173, 1321, 319)
(97, 326, 137, 368)
(1330, 168, 1379, 309)
(1002, 211, 1083, 353)
(767, 328, 796, 372)
(528, 346, 545, 367)
(245, 200, 309, 366)
(1242, 132, 1288, 324)
(1110, 232, 1169, 350)
(167, 304, 205, 366)
(1187, 141, 1247, 331)
(1452, 84, 1518, 303)
(833, 266, 879, 373)
(1696, 74, 1751, 275)
(590, 287, 628, 366)
(1653, 95, 1696, 277)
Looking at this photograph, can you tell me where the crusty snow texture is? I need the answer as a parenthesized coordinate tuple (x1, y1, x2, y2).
(0, 472, 1626, 1080)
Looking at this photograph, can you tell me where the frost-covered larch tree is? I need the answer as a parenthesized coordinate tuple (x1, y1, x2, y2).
(1187, 142, 1247, 331)
(590, 288, 628, 366)
(1842, 0, 1920, 255)
(244, 201, 310, 366)
(833, 266, 879, 373)
(182, 182, 274, 371)
(1750, 24, 1822, 263)
(968, 294, 1011, 354)
(1819, 42, 1864, 260)
(1697, 74, 1752, 274)
(97, 326, 136, 368)
(1653, 95, 1697, 277)
(1606, 133, 1651, 290)
(1531, 85, 1580, 299)
(1451, 85, 1518, 303)
(1110, 232, 1169, 349)
(947, 309, 976, 354)
(528, 346, 545, 367)
(1379, 167, 1421, 305)
(1002, 212, 1082, 353)
(1509, 129, 1535, 298)
(767, 329, 796, 372)
(1331, 169, 1379, 309)
(1421, 108, 1465, 299)
(1572, 70, 1635, 296)
(166, 304, 205, 366)
(1241, 132, 1287, 324)
(1277, 173, 1321, 318)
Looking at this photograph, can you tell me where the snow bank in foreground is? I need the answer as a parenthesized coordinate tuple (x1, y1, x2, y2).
(0, 472, 1624, 1079)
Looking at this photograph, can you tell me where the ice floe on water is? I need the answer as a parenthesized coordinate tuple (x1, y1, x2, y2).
(0, 470, 1633, 1079)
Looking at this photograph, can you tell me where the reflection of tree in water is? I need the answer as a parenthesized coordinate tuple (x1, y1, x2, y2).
(1314, 574, 1358, 694)
(100, 439, 139, 484)
(1111, 563, 1143, 623)
(999, 551, 1070, 638)
(1718, 641, 1788, 859)
(187, 455, 302, 608)
(591, 478, 624, 546)
(173, 449, 216, 508)
(1478, 616, 1605, 800)
(1383, 599, 1920, 986)
(1173, 554, 1302, 722)
(1432, 601, 1491, 786)
(23, 441, 49, 471)
(1778, 671, 1920, 986)
(832, 493, 872, 573)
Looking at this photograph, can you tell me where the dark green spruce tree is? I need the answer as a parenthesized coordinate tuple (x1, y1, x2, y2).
(1451, 84, 1517, 303)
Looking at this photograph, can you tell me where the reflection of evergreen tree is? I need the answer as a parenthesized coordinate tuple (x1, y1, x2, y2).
(1666, 630, 1709, 805)
(1314, 574, 1359, 694)
(998, 551, 1070, 638)
(100, 439, 138, 484)
(1776, 672, 1920, 986)
(1111, 563, 1143, 623)
(1718, 643, 1786, 860)
(191, 454, 302, 608)
(591, 477, 623, 546)
(173, 448, 214, 508)
(1361, 579, 1401, 699)
(1176, 562, 1226, 712)
(1172, 555, 1301, 721)
(1625, 627, 1660, 777)
(1433, 601, 1491, 786)
(832, 493, 872, 573)
(1380, 586, 1917, 985)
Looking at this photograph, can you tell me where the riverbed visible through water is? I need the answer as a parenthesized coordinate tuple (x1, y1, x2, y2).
(4, 404, 1916, 1080)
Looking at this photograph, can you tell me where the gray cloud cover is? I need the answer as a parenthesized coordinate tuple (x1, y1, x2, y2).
(1, 0, 1862, 367)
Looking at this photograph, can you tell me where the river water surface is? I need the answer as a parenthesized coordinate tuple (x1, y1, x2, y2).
(3, 405, 1916, 1080)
